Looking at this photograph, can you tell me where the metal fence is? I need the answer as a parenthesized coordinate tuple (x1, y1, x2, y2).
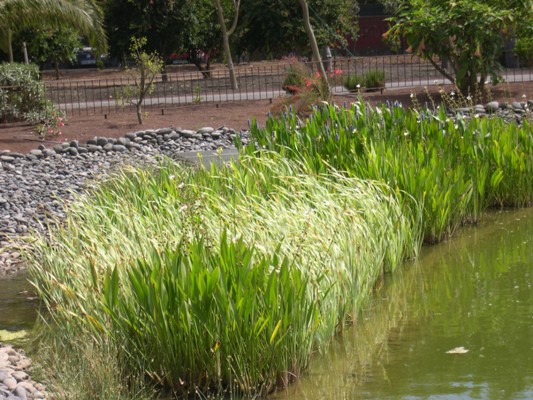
(42, 54, 533, 116)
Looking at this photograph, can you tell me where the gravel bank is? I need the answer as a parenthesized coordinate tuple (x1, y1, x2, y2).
(0, 100, 530, 399)
(0, 125, 249, 400)
(0, 125, 249, 275)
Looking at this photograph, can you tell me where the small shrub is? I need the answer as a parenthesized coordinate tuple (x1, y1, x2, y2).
(282, 62, 310, 91)
(343, 73, 364, 92)
(26, 108, 66, 138)
(0, 63, 53, 123)
(514, 37, 533, 67)
(363, 69, 386, 90)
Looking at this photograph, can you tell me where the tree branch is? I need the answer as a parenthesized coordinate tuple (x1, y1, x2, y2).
(427, 56, 455, 84)
(227, 0, 240, 36)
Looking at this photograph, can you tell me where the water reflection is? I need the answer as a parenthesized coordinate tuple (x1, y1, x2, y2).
(0, 272, 37, 332)
(274, 208, 533, 400)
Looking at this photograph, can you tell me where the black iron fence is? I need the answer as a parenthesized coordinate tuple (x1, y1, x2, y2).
(40, 54, 533, 116)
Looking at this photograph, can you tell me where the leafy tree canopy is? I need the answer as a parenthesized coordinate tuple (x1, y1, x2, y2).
(0, 0, 107, 62)
(15, 27, 81, 74)
(103, 0, 225, 72)
(236, 0, 359, 59)
(384, 0, 533, 94)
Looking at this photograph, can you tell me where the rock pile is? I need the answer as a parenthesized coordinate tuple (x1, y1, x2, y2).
(0, 345, 46, 400)
(454, 100, 533, 123)
(0, 126, 249, 275)
(0, 125, 249, 400)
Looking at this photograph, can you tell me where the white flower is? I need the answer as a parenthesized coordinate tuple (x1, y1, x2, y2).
(466, 96, 472, 101)
(356, 84, 361, 88)
(523, 94, 527, 99)
(410, 93, 414, 99)
(178, 182, 185, 189)
(450, 91, 455, 97)
(404, 130, 409, 136)
(179, 205, 188, 213)
(169, 175, 175, 180)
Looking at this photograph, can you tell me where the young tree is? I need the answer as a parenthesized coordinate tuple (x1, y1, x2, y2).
(298, 0, 330, 97)
(385, 0, 533, 94)
(214, 0, 240, 89)
(0, 0, 106, 63)
(115, 37, 164, 124)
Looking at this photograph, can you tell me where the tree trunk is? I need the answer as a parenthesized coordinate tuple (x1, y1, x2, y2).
(191, 57, 212, 79)
(7, 29, 13, 63)
(136, 102, 143, 125)
(298, 0, 330, 98)
(214, 0, 238, 90)
(55, 62, 60, 80)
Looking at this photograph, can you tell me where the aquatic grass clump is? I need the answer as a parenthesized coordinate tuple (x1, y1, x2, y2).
(27, 154, 417, 398)
(248, 101, 533, 243)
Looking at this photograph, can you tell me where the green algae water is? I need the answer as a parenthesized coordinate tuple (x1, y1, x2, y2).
(274, 208, 533, 400)
(0, 273, 36, 333)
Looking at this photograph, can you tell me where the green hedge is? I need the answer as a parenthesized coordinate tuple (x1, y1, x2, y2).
(0, 63, 53, 123)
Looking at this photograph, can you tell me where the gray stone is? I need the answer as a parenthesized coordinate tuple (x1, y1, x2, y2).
(68, 147, 79, 156)
(157, 127, 173, 135)
(198, 127, 214, 134)
(29, 150, 42, 157)
(8, 153, 24, 158)
(103, 143, 114, 152)
(3, 377, 16, 390)
(11, 371, 28, 381)
(116, 137, 130, 146)
(126, 143, 141, 150)
(0, 156, 15, 163)
(86, 137, 97, 145)
(13, 385, 27, 400)
(96, 137, 108, 146)
(69, 140, 79, 148)
(125, 132, 137, 140)
(485, 101, 499, 113)
(112, 145, 127, 152)
(180, 129, 197, 138)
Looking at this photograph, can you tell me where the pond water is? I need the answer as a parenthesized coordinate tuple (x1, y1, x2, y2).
(273, 208, 533, 400)
(0, 272, 37, 333)
(0, 209, 531, 399)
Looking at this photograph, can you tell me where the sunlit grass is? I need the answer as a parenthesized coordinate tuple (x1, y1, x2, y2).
(27, 154, 418, 398)
(247, 101, 533, 243)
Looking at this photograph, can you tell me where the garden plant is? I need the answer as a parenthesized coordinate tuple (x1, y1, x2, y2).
(247, 100, 533, 243)
(27, 154, 417, 398)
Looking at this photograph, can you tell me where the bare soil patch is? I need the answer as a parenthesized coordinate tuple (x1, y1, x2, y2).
(2, 73, 532, 154)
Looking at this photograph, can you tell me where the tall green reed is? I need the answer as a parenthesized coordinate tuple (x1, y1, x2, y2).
(247, 101, 533, 243)
(27, 154, 417, 398)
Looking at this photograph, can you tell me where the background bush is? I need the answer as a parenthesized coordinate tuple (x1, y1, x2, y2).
(343, 70, 385, 91)
(514, 37, 533, 67)
(0, 63, 55, 123)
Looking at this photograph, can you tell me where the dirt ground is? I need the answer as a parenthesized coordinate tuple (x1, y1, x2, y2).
(1, 78, 532, 154)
